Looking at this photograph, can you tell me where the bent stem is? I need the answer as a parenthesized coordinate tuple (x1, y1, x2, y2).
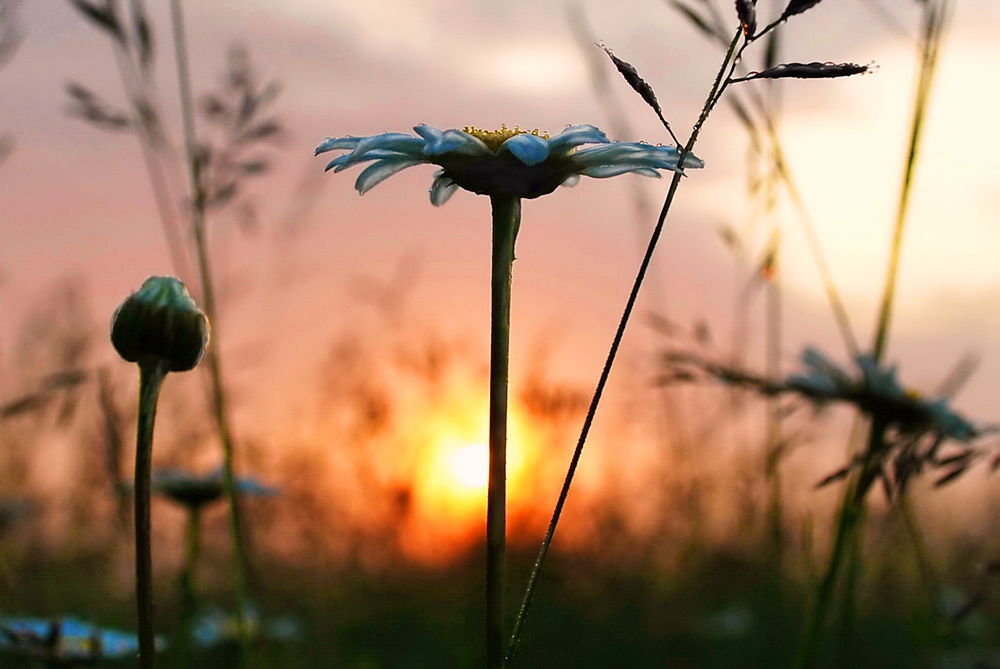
(169, 0, 252, 654)
(135, 362, 167, 669)
(505, 29, 744, 666)
(487, 195, 519, 669)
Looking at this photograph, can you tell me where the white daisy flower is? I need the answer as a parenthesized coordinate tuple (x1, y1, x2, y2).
(315, 123, 703, 205)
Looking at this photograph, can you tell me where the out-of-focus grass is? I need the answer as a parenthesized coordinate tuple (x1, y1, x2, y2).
(3, 535, 993, 668)
(1, 280, 996, 667)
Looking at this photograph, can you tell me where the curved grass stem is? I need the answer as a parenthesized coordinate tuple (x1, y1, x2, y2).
(135, 362, 167, 669)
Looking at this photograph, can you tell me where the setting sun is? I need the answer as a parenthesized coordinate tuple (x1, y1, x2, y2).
(447, 442, 489, 489)
(396, 382, 542, 562)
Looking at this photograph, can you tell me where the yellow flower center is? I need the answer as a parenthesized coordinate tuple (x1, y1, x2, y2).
(463, 124, 550, 152)
(904, 388, 922, 400)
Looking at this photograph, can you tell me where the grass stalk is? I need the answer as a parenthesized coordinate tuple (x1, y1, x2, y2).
(898, 495, 942, 617)
(764, 258, 783, 562)
(168, 0, 252, 656)
(794, 418, 886, 669)
(103, 6, 192, 283)
(741, 91, 859, 358)
(134, 361, 166, 669)
(872, 0, 950, 362)
(828, 1, 953, 656)
(487, 195, 519, 669)
(505, 29, 744, 665)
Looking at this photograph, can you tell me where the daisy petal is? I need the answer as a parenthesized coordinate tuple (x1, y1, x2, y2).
(645, 145, 705, 169)
(429, 172, 459, 206)
(315, 135, 363, 155)
(340, 133, 425, 168)
(414, 124, 444, 143)
(499, 133, 550, 166)
(681, 152, 705, 169)
(571, 142, 656, 165)
(424, 129, 492, 157)
(333, 149, 422, 173)
(355, 158, 425, 195)
(561, 174, 581, 188)
(324, 154, 350, 172)
(547, 124, 610, 154)
(581, 164, 664, 179)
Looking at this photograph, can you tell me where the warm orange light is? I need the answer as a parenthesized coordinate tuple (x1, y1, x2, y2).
(447, 442, 489, 489)
(399, 387, 541, 563)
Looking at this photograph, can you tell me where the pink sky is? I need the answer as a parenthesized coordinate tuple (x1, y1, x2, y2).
(2, 0, 1000, 521)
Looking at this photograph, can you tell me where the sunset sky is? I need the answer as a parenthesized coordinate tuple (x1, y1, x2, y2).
(2, 1, 999, 539)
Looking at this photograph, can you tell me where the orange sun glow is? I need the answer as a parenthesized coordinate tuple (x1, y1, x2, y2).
(447, 442, 489, 489)
(400, 391, 539, 561)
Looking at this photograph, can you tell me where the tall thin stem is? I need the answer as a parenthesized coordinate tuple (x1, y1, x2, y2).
(169, 0, 251, 654)
(487, 195, 519, 669)
(505, 30, 744, 665)
(830, 1, 951, 658)
(872, 0, 949, 362)
(794, 418, 886, 669)
(180, 507, 202, 610)
(135, 362, 166, 669)
(764, 260, 783, 562)
(754, 117, 859, 358)
(176, 505, 202, 665)
(103, 5, 193, 283)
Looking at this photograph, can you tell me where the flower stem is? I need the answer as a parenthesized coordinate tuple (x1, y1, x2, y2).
(169, 0, 252, 656)
(488, 195, 519, 669)
(505, 29, 743, 666)
(181, 507, 203, 611)
(135, 362, 167, 669)
(793, 418, 886, 669)
(826, 4, 951, 661)
(176, 505, 202, 663)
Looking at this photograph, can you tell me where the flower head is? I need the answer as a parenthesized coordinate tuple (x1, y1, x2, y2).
(111, 276, 209, 372)
(152, 467, 277, 510)
(192, 605, 301, 648)
(786, 348, 977, 441)
(0, 615, 165, 662)
(315, 123, 704, 205)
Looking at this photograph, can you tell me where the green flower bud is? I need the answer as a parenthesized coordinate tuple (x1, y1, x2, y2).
(111, 276, 209, 372)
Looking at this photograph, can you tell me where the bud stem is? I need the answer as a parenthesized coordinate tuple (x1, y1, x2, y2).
(176, 505, 203, 665)
(135, 361, 167, 669)
(487, 195, 519, 669)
